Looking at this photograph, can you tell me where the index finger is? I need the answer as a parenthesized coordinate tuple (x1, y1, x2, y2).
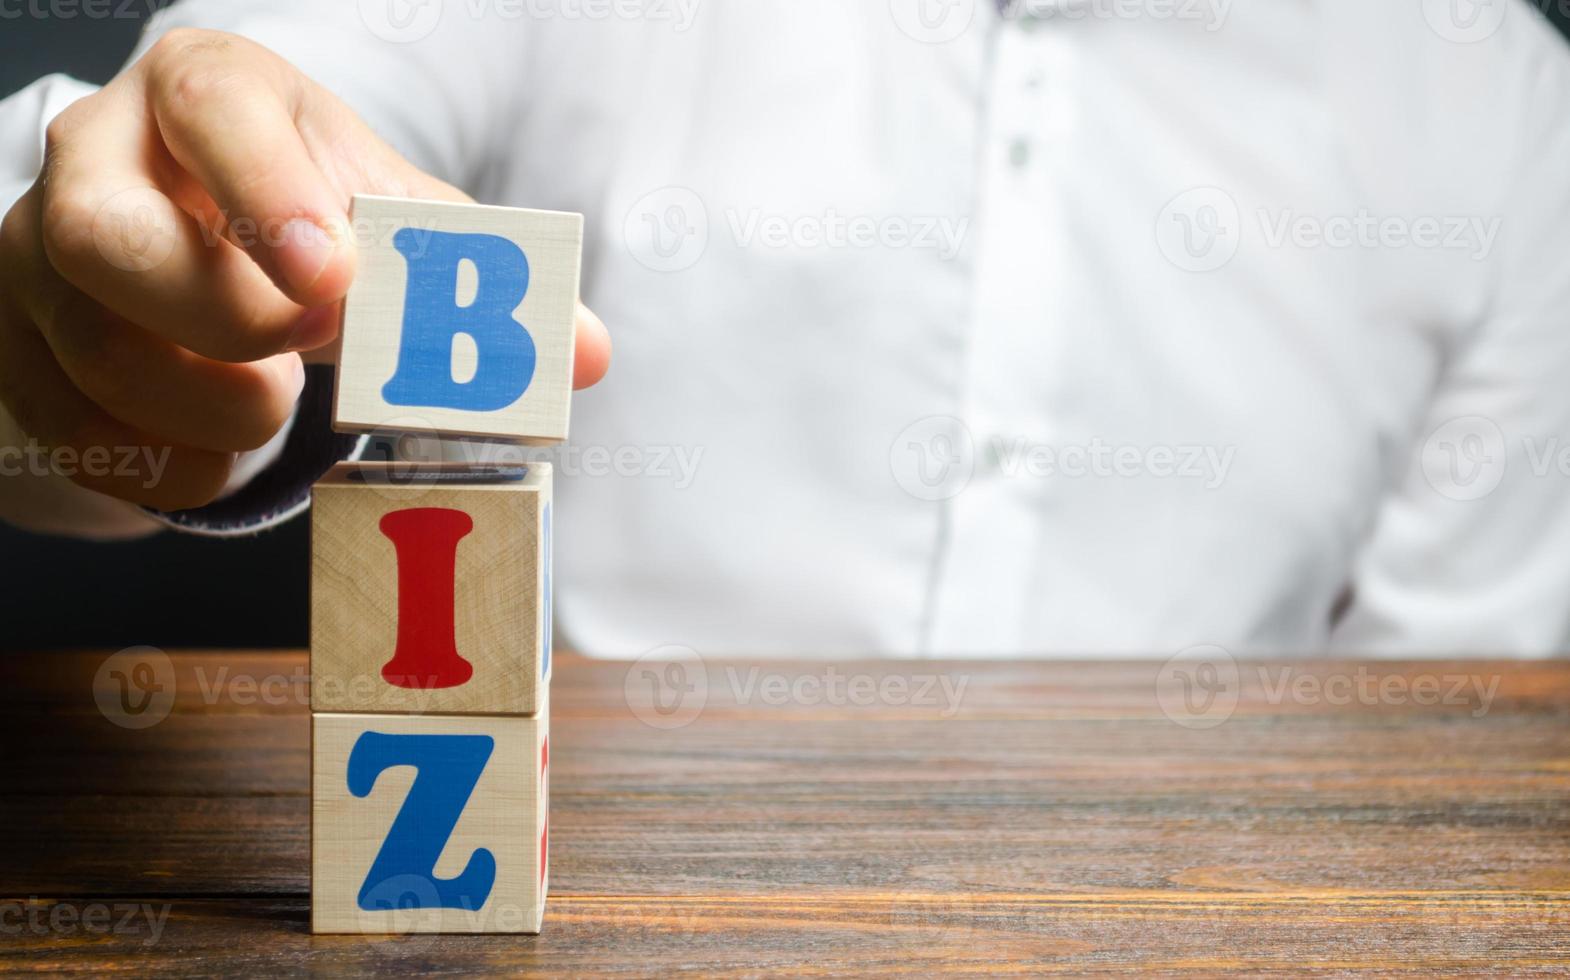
(143, 30, 354, 308)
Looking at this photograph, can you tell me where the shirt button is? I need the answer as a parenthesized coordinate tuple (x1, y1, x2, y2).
(1009, 138, 1031, 168)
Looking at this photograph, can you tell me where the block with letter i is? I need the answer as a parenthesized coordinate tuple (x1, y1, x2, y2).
(310, 462, 554, 934)
(311, 461, 552, 715)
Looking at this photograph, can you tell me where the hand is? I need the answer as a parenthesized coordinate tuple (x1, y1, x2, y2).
(0, 28, 611, 511)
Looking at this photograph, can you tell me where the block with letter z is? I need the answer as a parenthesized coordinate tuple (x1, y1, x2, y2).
(312, 709, 549, 934)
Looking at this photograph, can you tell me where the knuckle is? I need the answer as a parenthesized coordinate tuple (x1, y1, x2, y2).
(38, 185, 102, 278)
(158, 61, 251, 121)
(146, 31, 258, 115)
(145, 31, 283, 131)
(42, 101, 88, 155)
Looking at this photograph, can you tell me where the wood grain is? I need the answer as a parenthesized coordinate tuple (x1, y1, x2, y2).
(1, 651, 1566, 974)
(312, 711, 547, 934)
(310, 461, 549, 716)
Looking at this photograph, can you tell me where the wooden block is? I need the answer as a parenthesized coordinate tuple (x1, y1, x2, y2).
(334, 194, 582, 443)
(311, 710, 549, 934)
(310, 461, 552, 716)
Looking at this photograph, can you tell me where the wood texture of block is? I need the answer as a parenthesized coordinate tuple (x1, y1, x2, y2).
(311, 710, 548, 934)
(310, 461, 552, 716)
(333, 194, 582, 443)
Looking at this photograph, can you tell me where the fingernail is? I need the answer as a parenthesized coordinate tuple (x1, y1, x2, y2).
(286, 304, 339, 353)
(275, 218, 340, 295)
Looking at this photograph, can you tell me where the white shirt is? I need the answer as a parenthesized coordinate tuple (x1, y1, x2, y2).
(3, 0, 1570, 657)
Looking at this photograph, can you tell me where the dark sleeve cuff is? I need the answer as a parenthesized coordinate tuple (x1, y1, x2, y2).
(144, 365, 366, 537)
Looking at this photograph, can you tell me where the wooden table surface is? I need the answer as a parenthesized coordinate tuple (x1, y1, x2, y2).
(1, 650, 1567, 976)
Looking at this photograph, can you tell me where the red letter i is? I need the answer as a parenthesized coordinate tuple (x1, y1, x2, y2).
(378, 507, 476, 689)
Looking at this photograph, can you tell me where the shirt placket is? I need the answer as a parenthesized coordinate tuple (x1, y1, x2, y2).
(926, 12, 1075, 655)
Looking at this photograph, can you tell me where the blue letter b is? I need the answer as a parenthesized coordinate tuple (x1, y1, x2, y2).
(382, 229, 536, 412)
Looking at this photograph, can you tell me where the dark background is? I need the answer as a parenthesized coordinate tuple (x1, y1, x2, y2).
(0, 1, 308, 650)
(3, 2, 1569, 651)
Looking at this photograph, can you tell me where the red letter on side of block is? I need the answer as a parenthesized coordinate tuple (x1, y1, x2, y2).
(378, 507, 476, 689)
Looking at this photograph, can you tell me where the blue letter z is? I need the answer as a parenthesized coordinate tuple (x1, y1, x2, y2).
(348, 732, 497, 912)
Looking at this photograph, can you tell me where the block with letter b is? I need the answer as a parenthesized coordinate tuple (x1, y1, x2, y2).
(334, 194, 583, 443)
(310, 461, 553, 716)
(311, 709, 549, 934)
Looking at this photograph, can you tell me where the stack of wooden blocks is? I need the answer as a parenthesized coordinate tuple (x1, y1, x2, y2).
(308, 195, 583, 935)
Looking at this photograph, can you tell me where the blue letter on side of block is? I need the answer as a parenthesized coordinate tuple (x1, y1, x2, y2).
(382, 228, 536, 411)
(348, 732, 497, 912)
